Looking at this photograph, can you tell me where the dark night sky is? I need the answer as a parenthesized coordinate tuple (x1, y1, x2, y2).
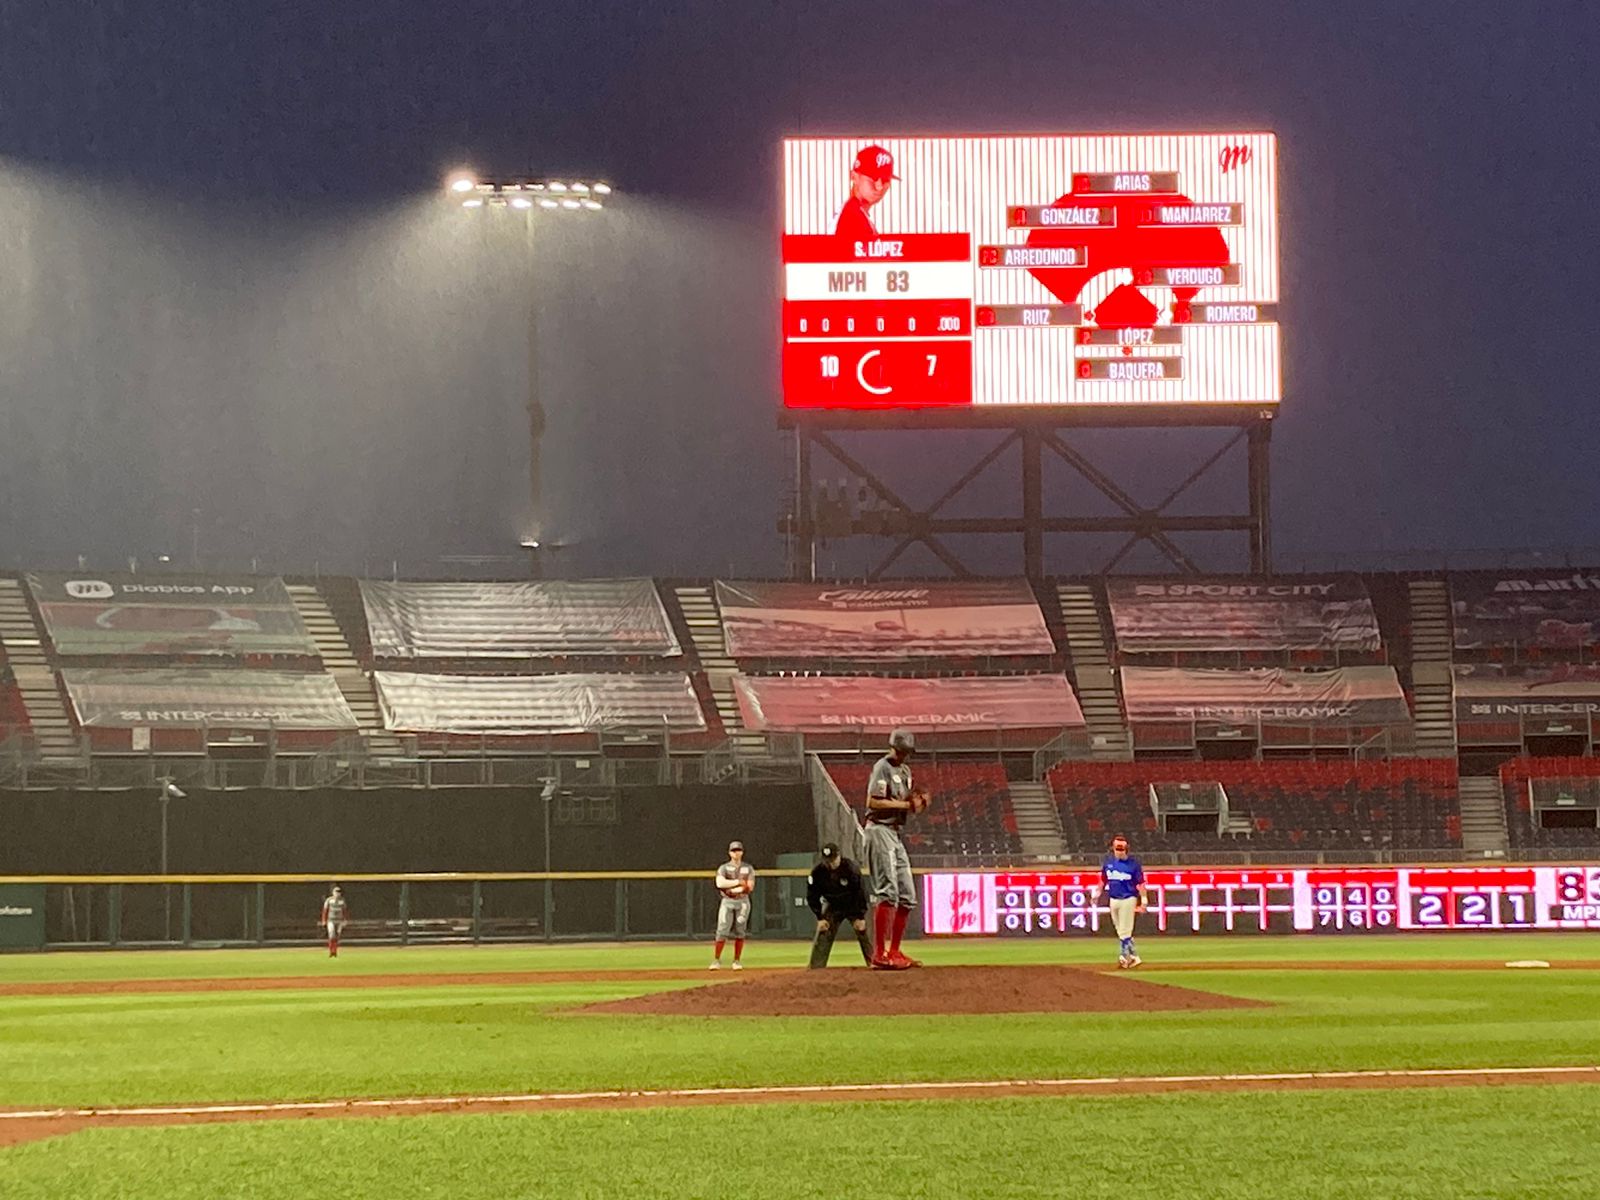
(1, 0, 1596, 578)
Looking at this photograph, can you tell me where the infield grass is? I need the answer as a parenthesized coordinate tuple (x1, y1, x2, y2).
(3, 1087, 1595, 1199)
(3, 930, 1598, 982)
(3, 936, 1598, 1109)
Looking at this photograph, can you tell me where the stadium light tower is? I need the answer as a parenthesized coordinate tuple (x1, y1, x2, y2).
(444, 170, 615, 578)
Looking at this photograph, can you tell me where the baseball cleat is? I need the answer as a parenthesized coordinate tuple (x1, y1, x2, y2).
(708, 961, 721, 970)
(890, 951, 922, 969)
(1127, 955, 1142, 967)
(1117, 956, 1130, 968)
(731, 961, 743, 970)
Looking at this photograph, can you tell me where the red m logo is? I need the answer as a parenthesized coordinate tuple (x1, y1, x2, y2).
(1219, 144, 1252, 173)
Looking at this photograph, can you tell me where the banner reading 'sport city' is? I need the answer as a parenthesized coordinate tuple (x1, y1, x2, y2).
(1106, 575, 1380, 653)
(783, 133, 1280, 411)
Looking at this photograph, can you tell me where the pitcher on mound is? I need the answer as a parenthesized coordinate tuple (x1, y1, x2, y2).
(864, 728, 927, 970)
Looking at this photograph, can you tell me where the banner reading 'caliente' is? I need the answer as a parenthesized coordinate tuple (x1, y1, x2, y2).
(715, 580, 1054, 659)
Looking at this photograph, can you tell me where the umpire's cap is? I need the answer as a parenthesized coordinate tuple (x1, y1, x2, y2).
(821, 842, 840, 861)
(889, 728, 916, 753)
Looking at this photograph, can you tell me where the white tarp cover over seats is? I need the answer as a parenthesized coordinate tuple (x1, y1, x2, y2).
(1105, 575, 1381, 653)
(715, 579, 1055, 659)
(1120, 665, 1409, 724)
(374, 672, 707, 734)
(734, 673, 1085, 733)
(62, 668, 358, 728)
(361, 579, 682, 659)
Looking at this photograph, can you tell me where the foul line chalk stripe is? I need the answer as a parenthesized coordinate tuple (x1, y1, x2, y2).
(4, 1065, 1599, 1122)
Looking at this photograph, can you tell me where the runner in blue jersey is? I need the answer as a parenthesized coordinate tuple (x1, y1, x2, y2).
(1094, 835, 1148, 968)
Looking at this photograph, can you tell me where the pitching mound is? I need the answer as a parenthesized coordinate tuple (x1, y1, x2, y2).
(578, 964, 1265, 1017)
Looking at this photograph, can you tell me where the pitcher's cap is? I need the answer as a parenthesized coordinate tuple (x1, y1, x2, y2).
(852, 145, 899, 182)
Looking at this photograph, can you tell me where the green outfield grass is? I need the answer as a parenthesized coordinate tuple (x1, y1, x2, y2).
(3, 1087, 1596, 1200)
(3, 937, 1598, 1197)
(4, 930, 1600, 983)
(3, 936, 1599, 1110)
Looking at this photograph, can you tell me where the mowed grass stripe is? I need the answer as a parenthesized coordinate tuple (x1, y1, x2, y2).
(7, 932, 1600, 984)
(3, 961, 1599, 1108)
(3, 1087, 1597, 1200)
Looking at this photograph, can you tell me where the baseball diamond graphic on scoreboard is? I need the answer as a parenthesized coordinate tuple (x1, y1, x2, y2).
(782, 133, 1280, 411)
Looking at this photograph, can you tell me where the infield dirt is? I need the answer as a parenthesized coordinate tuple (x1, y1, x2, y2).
(577, 963, 1264, 1016)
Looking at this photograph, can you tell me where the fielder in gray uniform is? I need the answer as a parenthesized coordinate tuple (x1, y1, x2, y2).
(319, 884, 347, 958)
(864, 728, 928, 970)
(710, 840, 755, 970)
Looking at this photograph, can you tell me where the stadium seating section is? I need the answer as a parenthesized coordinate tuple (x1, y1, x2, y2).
(825, 759, 1023, 860)
(1498, 757, 1600, 850)
(9, 565, 1600, 867)
(0, 651, 28, 740)
(1047, 759, 1460, 854)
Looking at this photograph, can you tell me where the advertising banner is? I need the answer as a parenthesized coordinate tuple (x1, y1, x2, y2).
(1450, 570, 1600, 649)
(1106, 576, 1381, 653)
(1120, 665, 1409, 724)
(25, 572, 316, 657)
(61, 668, 357, 729)
(715, 579, 1054, 659)
(1452, 663, 1600, 721)
(361, 579, 681, 659)
(374, 672, 707, 735)
(733, 672, 1083, 733)
(0, 885, 46, 949)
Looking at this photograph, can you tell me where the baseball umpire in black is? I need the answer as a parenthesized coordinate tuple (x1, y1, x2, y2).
(807, 842, 874, 968)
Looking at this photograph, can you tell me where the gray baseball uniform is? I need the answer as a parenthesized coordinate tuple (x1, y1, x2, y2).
(715, 859, 755, 939)
(864, 754, 916, 909)
(320, 892, 347, 937)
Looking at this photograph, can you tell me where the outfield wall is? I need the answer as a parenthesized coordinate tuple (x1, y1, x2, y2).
(0, 784, 816, 946)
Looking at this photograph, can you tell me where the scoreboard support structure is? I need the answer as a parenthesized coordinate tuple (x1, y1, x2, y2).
(780, 409, 1273, 580)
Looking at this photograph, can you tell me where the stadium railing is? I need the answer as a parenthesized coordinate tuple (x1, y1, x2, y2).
(7, 851, 1590, 950)
(0, 734, 808, 792)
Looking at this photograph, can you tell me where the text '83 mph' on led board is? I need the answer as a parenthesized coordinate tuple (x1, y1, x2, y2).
(782, 133, 1280, 413)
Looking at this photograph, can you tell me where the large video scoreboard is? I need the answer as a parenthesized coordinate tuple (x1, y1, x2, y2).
(923, 865, 1600, 936)
(782, 133, 1279, 412)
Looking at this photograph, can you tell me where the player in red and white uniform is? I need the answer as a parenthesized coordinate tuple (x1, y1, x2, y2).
(834, 144, 897, 240)
(319, 885, 348, 958)
(710, 841, 755, 970)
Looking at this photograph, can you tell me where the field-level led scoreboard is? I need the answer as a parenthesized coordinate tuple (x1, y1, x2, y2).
(782, 133, 1280, 411)
(923, 865, 1600, 936)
